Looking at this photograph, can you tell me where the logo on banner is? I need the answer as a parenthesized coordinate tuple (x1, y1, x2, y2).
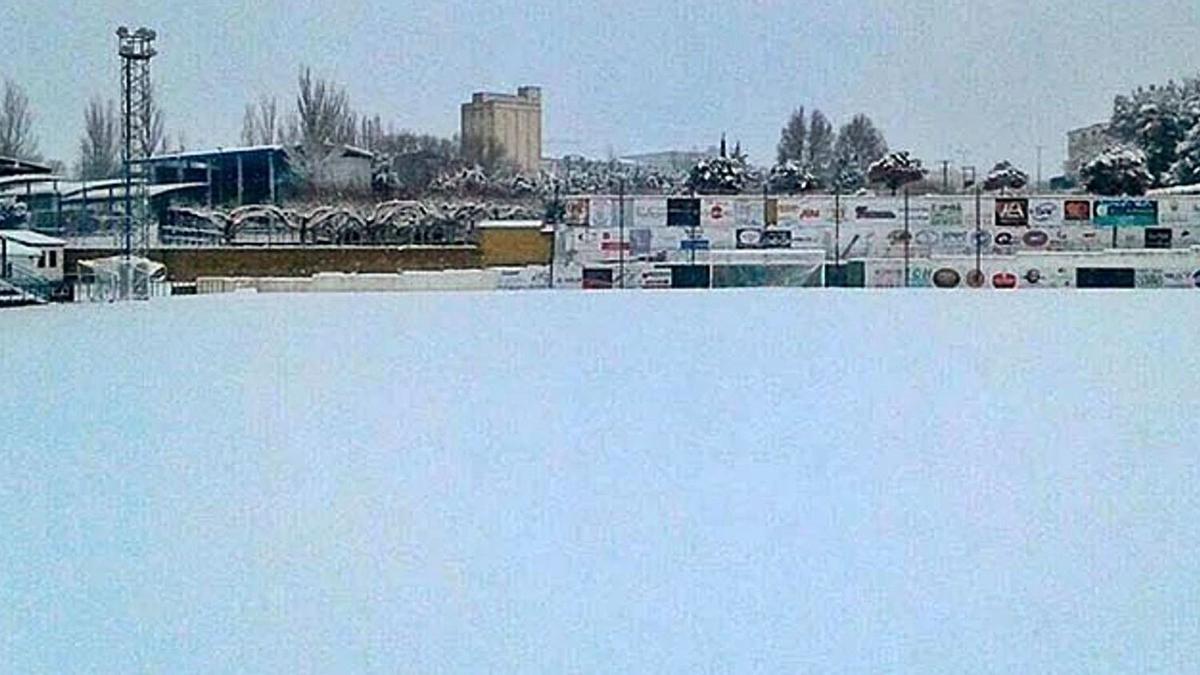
(565, 198, 590, 225)
(799, 208, 821, 220)
(930, 203, 964, 226)
(736, 228, 762, 248)
(1064, 200, 1091, 221)
(933, 268, 961, 288)
(1023, 230, 1049, 247)
(856, 205, 897, 219)
(995, 198, 1029, 227)
(710, 204, 725, 220)
(762, 230, 793, 249)
(1094, 199, 1158, 226)
(1033, 202, 1057, 222)
(995, 231, 1015, 246)
(992, 272, 1018, 289)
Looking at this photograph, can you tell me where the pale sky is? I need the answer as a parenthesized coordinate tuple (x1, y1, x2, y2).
(3, 0, 1200, 176)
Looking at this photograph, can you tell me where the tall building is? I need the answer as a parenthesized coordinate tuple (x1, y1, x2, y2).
(461, 87, 543, 173)
(1064, 122, 1115, 181)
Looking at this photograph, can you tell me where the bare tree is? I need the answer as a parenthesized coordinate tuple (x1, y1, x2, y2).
(359, 114, 386, 152)
(135, 80, 166, 158)
(78, 97, 119, 179)
(0, 79, 38, 160)
(292, 66, 360, 193)
(295, 66, 356, 148)
(241, 95, 281, 146)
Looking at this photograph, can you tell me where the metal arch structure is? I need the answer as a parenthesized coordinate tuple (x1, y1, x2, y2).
(117, 26, 158, 258)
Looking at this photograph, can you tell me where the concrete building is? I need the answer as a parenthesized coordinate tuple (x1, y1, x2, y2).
(1065, 123, 1116, 181)
(461, 87, 543, 173)
(0, 229, 66, 283)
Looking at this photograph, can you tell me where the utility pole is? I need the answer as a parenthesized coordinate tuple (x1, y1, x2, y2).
(903, 187, 910, 288)
(1036, 145, 1044, 192)
(618, 178, 625, 289)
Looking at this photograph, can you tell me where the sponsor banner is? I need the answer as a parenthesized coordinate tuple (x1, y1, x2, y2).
(629, 228, 652, 255)
(667, 198, 702, 228)
(588, 197, 625, 229)
(991, 271, 1018, 289)
(930, 202, 964, 226)
(632, 198, 669, 229)
(1094, 199, 1158, 226)
(907, 265, 934, 288)
(933, 268, 962, 288)
(1022, 229, 1050, 248)
(1030, 200, 1060, 225)
(680, 238, 710, 251)
(564, 198, 590, 226)
(1158, 199, 1200, 224)
(702, 198, 734, 228)
(1145, 228, 1172, 249)
(853, 202, 899, 221)
(1063, 199, 1091, 222)
(771, 199, 841, 227)
(736, 228, 762, 249)
(581, 267, 613, 290)
(640, 267, 672, 289)
(995, 198, 1029, 227)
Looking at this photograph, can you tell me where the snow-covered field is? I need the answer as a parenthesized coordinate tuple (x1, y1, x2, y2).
(2, 290, 1198, 673)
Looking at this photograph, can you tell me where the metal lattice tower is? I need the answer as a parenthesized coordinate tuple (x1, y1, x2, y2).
(117, 26, 157, 257)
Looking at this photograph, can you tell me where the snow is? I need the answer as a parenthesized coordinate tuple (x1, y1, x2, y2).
(2, 291, 1199, 673)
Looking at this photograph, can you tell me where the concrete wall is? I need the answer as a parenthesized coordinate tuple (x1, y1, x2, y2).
(478, 227, 553, 267)
(66, 246, 482, 282)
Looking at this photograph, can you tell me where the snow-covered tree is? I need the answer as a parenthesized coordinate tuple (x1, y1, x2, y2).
(777, 107, 806, 164)
(1170, 123, 1200, 186)
(833, 114, 888, 190)
(767, 160, 815, 194)
(687, 155, 746, 195)
(0, 79, 38, 160)
(867, 151, 926, 194)
(1108, 78, 1200, 186)
(0, 196, 28, 228)
(77, 97, 119, 180)
(982, 161, 1029, 193)
(1081, 146, 1153, 196)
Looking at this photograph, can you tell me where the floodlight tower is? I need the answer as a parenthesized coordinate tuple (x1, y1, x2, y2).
(117, 26, 158, 258)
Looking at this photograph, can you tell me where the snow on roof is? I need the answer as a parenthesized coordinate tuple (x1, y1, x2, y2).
(0, 240, 42, 258)
(340, 145, 375, 159)
(0, 156, 52, 174)
(0, 174, 65, 189)
(0, 230, 66, 247)
(133, 145, 287, 164)
(58, 182, 207, 204)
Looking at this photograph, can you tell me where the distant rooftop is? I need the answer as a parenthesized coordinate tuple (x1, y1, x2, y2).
(0, 156, 52, 178)
(0, 229, 66, 247)
(469, 86, 542, 106)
